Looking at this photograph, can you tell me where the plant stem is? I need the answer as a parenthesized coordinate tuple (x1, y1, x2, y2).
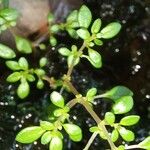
(83, 132, 98, 150)
(125, 145, 140, 150)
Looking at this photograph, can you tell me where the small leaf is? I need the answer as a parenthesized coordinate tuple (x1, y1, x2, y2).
(86, 88, 97, 102)
(50, 91, 64, 108)
(67, 29, 78, 39)
(99, 22, 121, 39)
(16, 126, 45, 143)
(103, 86, 133, 101)
(63, 124, 82, 142)
(15, 36, 32, 54)
(50, 36, 57, 46)
(17, 80, 30, 99)
(88, 49, 102, 68)
(120, 115, 140, 126)
(18, 57, 29, 70)
(49, 137, 63, 150)
(6, 72, 21, 83)
(94, 39, 103, 46)
(104, 112, 115, 125)
(40, 121, 54, 131)
(5, 61, 20, 71)
(118, 127, 135, 142)
(37, 79, 44, 89)
(89, 126, 99, 133)
(54, 109, 64, 117)
(41, 131, 52, 145)
(112, 96, 134, 114)
(39, 57, 47, 67)
(117, 145, 125, 150)
(78, 5, 92, 28)
(50, 24, 60, 33)
(26, 74, 35, 82)
(35, 69, 45, 76)
(58, 47, 71, 56)
(0, 43, 16, 59)
(48, 13, 54, 23)
(67, 54, 80, 67)
(67, 10, 78, 23)
(77, 28, 90, 40)
(91, 19, 102, 33)
(138, 136, 150, 149)
(111, 129, 119, 142)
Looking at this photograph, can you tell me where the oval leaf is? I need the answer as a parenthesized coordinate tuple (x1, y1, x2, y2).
(5, 61, 20, 71)
(91, 19, 102, 34)
(111, 129, 119, 142)
(104, 112, 115, 125)
(77, 28, 90, 40)
(49, 137, 63, 150)
(112, 96, 134, 114)
(40, 121, 54, 130)
(6, 72, 21, 83)
(58, 47, 71, 56)
(41, 131, 52, 145)
(139, 136, 150, 149)
(18, 57, 29, 70)
(16, 126, 45, 143)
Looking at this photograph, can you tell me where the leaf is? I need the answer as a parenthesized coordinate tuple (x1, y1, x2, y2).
(94, 39, 103, 46)
(88, 49, 102, 68)
(91, 19, 102, 34)
(104, 112, 115, 125)
(89, 126, 99, 133)
(111, 129, 119, 142)
(17, 80, 30, 99)
(99, 22, 121, 39)
(5, 61, 20, 71)
(41, 131, 52, 145)
(15, 36, 32, 54)
(0, 43, 16, 59)
(77, 28, 90, 40)
(103, 86, 133, 101)
(39, 57, 47, 67)
(67, 54, 80, 67)
(78, 5, 92, 28)
(49, 137, 63, 150)
(67, 10, 78, 23)
(37, 79, 44, 89)
(118, 127, 135, 142)
(63, 124, 82, 142)
(50, 25, 60, 33)
(112, 96, 134, 114)
(50, 91, 64, 108)
(16, 126, 45, 143)
(86, 88, 97, 102)
(26, 74, 35, 82)
(120, 115, 140, 126)
(138, 137, 150, 149)
(67, 28, 78, 39)
(40, 121, 54, 130)
(6, 72, 21, 83)
(18, 57, 29, 70)
(58, 47, 71, 56)
(50, 36, 57, 46)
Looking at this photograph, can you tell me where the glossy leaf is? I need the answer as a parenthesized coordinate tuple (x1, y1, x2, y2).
(39, 57, 47, 67)
(78, 5, 92, 28)
(98, 22, 121, 39)
(58, 47, 71, 56)
(6, 72, 21, 83)
(5, 61, 20, 71)
(63, 124, 82, 142)
(120, 115, 140, 126)
(118, 127, 135, 142)
(138, 136, 150, 149)
(112, 96, 134, 114)
(16, 126, 45, 143)
(15, 36, 32, 54)
(77, 28, 90, 40)
(50, 91, 64, 108)
(91, 19, 101, 33)
(40, 121, 54, 130)
(41, 131, 52, 145)
(18, 57, 29, 70)
(111, 129, 119, 142)
(0, 44, 16, 59)
(49, 137, 63, 150)
(104, 112, 115, 125)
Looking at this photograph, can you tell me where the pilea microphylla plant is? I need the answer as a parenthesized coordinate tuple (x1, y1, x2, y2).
(0, 3, 149, 150)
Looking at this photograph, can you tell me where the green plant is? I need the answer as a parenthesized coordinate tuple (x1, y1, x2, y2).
(0, 4, 149, 150)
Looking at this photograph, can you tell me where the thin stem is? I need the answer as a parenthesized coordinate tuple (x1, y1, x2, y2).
(94, 93, 107, 99)
(125, 145, 140, 150)
(83, 132, 98, 150)
(67, 98, 78, 108)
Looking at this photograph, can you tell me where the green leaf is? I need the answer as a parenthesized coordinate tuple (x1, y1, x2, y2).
(67, 10, 78, 23)
(103, 86, 133, 101)
(40, 121, 54, 130)
(112, 96, 134, 114)
(17, 80, 30, 99)
(16, 126, 45, 143)
(54, 108, 64, 117)
(37, 79, 44, 89)
(118, 127, 135, 142)
(117, 145, 125, 150)
(18, 57, 29, 70)
(26, 74, 35, 82)
(39, 57, 47, 67)
(35, 69, 45, 76)
(104, 112, 115, 125)
(15, 36, 32, 54)
(91, 19, 102, 34)
(58, 47, 71, 56)
(67, 54, 80, 67)
(94, 39, 103, 46)
(63, 124, 82, 142)
(88, 49, 102, 68)
(111, 129, 119, 142)
(50, 36, 57, 46)
(86, 88, 97, 102)
(77, 28, 90, 40)
(48, 13, 54, 23)
(99, 22, 121, 39)
(78, 5, 92, 28)
(89, 126, 99, 133)
(138, 137, 150, 149)
(0, 43, 16, 59)
(50, 24, 60, 34)
(6, 72, 21, 83)
(5, 61, 20, 71)
(120, 115, 140, 126)
(67, 28, 78, 39)
(41, 131, 52, 145)
(50, 91, 64, 108)
(49, 137, 63, 150)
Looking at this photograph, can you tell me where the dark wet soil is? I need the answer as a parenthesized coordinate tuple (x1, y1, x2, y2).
(0, 0, 150, 150)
